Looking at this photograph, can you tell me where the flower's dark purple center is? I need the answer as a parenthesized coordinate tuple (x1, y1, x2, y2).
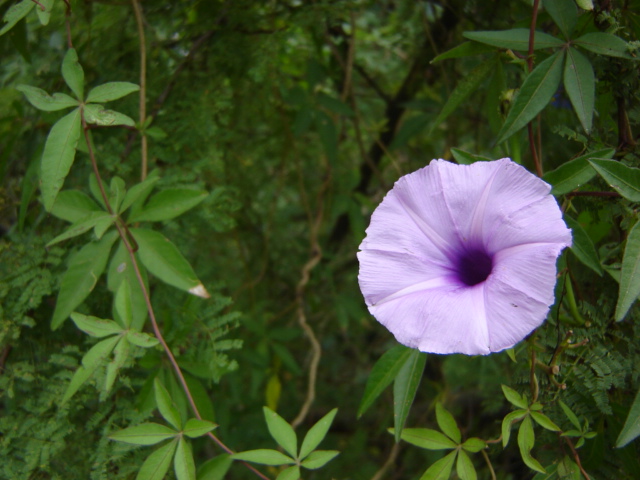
(456, 248, 493, 286)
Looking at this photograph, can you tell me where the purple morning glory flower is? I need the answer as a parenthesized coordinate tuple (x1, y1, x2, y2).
(357, 158, 572, 355)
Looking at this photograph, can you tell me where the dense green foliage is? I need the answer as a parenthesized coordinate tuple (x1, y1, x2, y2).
(2, 0, 640, 479)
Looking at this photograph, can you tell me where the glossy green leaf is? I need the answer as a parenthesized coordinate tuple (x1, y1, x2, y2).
(197, 454, 232, 480)
(86, 82, 140, 103)
(461, 437, 486, 453)
(502, 385, 528, 409)
(52, 231, 118, 329)
(543, 0, 577, 39)
(109, 423, 177, 445)
(299, 408, 338, 460)
(16, 85, 78, 111)
(174, 437, 196, 480)
(121, 173, 160, 214)
(183, 418, 217, 438)
(35, 0, 53, 25)
(105, 336, 130, 393)
(136, 439, 178, 480)
(276, 466, 300, 480)
(126, 330, 159, 348)
(395, 428, 457, 450)
(430, 56, 497, 131)
(46, 211, 113, 247)
(300, 450, 339, 470)
(393, 349, 426, 442)
(131, 228, 209, 298)
(83, 103, 135, 127)
(129, 189, 208, 222)
(70, 312, 122, 338)
(431, 41, 496, 62)
(41, 107, 82, 211)
(263, 407, 297, 458)
(62, 49, 85, 100)
(463, 29, 563, 51)
(418, 450, 457, 480)
(155, 378, 182, 430)
(50, 190, 101, 223)
(456, 450, 477, 480)
(589, 158, 640, 201)
(574, 32, 634, 59)
(564, 215, 603, 275)
(230, 449, 295, 466)
(518, 416, 546, 474)
(616, 221, 640, 321)
(564, 47, 595, 133)
(559, 401, 582, 431)
(531, 411, 561, 432)
(542, 148, 614, 195)
(435, 403, 461, 444)
(0, 0, 35, 36)
(502, 409, 528, 447)
(497, 50, 565, 144)
(615, 388, 640, 447)
(358, 345, 413, 417)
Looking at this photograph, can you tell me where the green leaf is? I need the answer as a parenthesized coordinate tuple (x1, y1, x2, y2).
(16, 85, 79, 111)
(616, 221, 640, 321)
(109, 423, 178, 445)
(131, 228, 210, 298)
(299, 408, 338, 460)
(230, 449, 295, 466)
(183, 418, 217, 438)
(418, 450, 457, 480)
(463, 29, 564, 51)
(155, 378, 183, 430)
(559, 401, 582, 431)
(393, 350, 427, 442)
(174, 437, 196, 480)
(394, 428, 457, 450)
(52, 231, 118, 329)
(263, 407, 297, 458)
(61, 335, 120, 403)
(126, 330, 159, 348)
(109, 176, 127, 213)
(276, 466, 300, 480)
(317, 92, 354, 116)
(358, 345, 413, 417)
(300, 450, 339, 470)
(83, 103, 135, 127)
(456, 450, 477, 480)
(40, 107, 82, 211)
(62, 49, 85, 100)
(616, 388, 640, 447)
(430, 56, 497, 131)
(0, 0, 35, 36)
(435, 403, 461, 444)
(543, 0, 577, 39)
(121, 173, 160, 214)
(70, 312, 122, 338)
(564, 215, 603, 275)
(502, 385, 528, 409)
(35, 0, 53, 25)
(86, 82, 140, 103)
(105, 336, 130, 393)
(129, 189, 208, 222)
(575, 0, 593, 10)
(115, 278, 133, 328)
(531, 411, 561, 432)
(450, 148, 493, 165)
(461, 437, 486, 453)
(431, 41, 496, 62)
(136, 439, 178, 480)
(518, 416, 546, 474)
(589, 158, 640, 201)
(50, 190, 102, 223)
(497, 50, 565, 144)
(197, 454, 232, 480)
(46, 211, 114, 247)
(564, 47, 595, 133)
(542, 148, 615, 195)
(574, 32, 634, 59)
(502, 409, 528, 447)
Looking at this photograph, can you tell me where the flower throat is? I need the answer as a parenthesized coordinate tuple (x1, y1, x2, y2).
(456, 248, 493, 286)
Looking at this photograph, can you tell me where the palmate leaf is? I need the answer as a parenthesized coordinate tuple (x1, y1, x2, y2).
(615, 221, 640, 322)
(105, 336, 130, 393)
(35, 0, 53, 25)
(174, 437, 196, 480)
(564, 47, 595, 134)
(136, 439, 178, 480)
(16, 85, 79, 111)
(263, 407, 297, 458)
(502, 384, 528, 409)
(542, 148, 615, 195)
(518, 416, 546, 474)
(109, 423, 178, 446)
(276, 466, 300, 480)
(120, 173, 160, 214)
(299, 408, 338, 460)
(129, 188, 208, 222)
(50, 190, 102, 222)
(435, 403, 461, 444)
(62, 49, 84, 100)
(573, 32, 634, 59)
(616, 388, 640, 448)
(463, 28, 563, 51)
(46, 211, 114, 247)
(589, 158, 640, 201)
(497, 50, 565, 144)
(419, 450, 457, 480)
(83, 103, 135, 127)
(502, 409, 528, 447)
(197, 454, 232, 480)
(70, 312, 123, 338)
(86, 82, 140, 103)
(183, 418, 217, 438)
(564, 215, 603, 275)
(542, 0, 577, 39)
(394, 428, 457, 450)
(431, 41, 496, 62)
(300, 450, 340, 469)
(456, 450, 477, 480)
(230, 449, 295, 466)
(0, 0, 35, 36)
(393, 350, 427, 442)
(155, 378, 182, 431)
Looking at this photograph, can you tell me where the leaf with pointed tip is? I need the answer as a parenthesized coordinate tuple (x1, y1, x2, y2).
(564, 215, 603, 275)
(126, 330, 159, 348)
(130, 189, 208, 222)
(518, 416, 546, 473)
(109, 423, 178, 445)
(502, 385, 528, 409)
(50, 190, 102, 223)
(62, 49, 84, 100)
(543, 0, 577, 39)
(197, 454, 232, 480)
(174, 437, 196, 480)
(230, 450, 295, 466)
(115, 278, 133, 328)
(616, 388, 640, 448)
(574, 32, 634, 59)
(105, 336, 130, 393)
(300, 450, 339, 470)
(41, 108, 82, 211)
(70, 312, 122, 338)
(393, 350, 427, 442)
(564, 47, 595, 134)
(462, 438, 486, 453)
(263, 407, 297, 458)
(137, 440, 178, 480)
(17, 85, 79, 111)
(86, 82, 140, 103)
(155, 378, 182, 430)
(616, 221, 640, 321)
(463, 29, 563, 51)
(46, 211, 113, 247)
(299, 408, 338, 460)
(0, 0, 35, 36)
(456, 450, 477, 480)
(559, 401, 582, 431)
(35, 0, 53, 25)
(431, 41, 496, 62)
(108, 241, 149, 330)
(502, 409, 528, 447)
(531, 412, 561, 432)
(276, 466, 300, 480)
(418, 450, 457, 480)
(497, 50, 565, 144)
(84, 103, 135, 127)
(589, 158, 640, 201)
(436, 403, 461, 444)
(542, 148, 614, 195)
(393, 428, 457, 450)
(183, 418, 217, 438)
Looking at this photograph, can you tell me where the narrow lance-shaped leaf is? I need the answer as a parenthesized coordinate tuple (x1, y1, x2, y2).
(197, 454, 232, 480)
(16, 85, 79, 111)
(115, 278, 134, 328)
(419, 450, 457, 480)
(154, 378, 182, 431)
(230, 450, 295, 466)
(136, 439, 178, 480)
(542, 0, 577, 39)
(564, 47, 595, 134)
(174, 437, 196, 480)
(463, 28, 563, 51)
(431, 41, 496, 62)
(83, 103, 135, 127)
(263, 407, 297, 458)
(50, 190, 101, 223)
(86, 82, 140, 103)
(105, 336, 130, 394)
(299, 408, 338, 460)
(393, 428, 457, 450)
(574, 32, 634, 59)
(542, 148, 615, 195)
(435, 403, 461, 444)
(564, 215, 603, 276)
(35, 0, 53, 25)
(497, 50, 565, 144)
(46, 211, 113, 247)
(109, 423, 178, 446)
(120, 173, 160, 214)
(70, 312, 123, 338)
(615, 221, 640, 322)
(0, 0, 35, 36)
(41, 108, 82, 211)
(300, 450, 340, 470)
(393, 350, 427, 443)
(183, 418, 217, 439)
(589, 158, 640, 202)
(616, 388, 640, 448)
(456, 450, 477, 480)
(129, 189, 208, 222)
(62, 49, 84, 100)
(518, 416, 546, 474)
(502, 384, 528, 409)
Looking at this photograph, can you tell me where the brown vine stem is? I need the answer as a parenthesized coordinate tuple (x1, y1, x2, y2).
(80, 111, 270, 480)
(63, 0, 73, 48)
(564, 436, 591, 480)
(131, 0, 148, 181)
(528, 0, 542, 177)
(291, 172, 331, 430)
